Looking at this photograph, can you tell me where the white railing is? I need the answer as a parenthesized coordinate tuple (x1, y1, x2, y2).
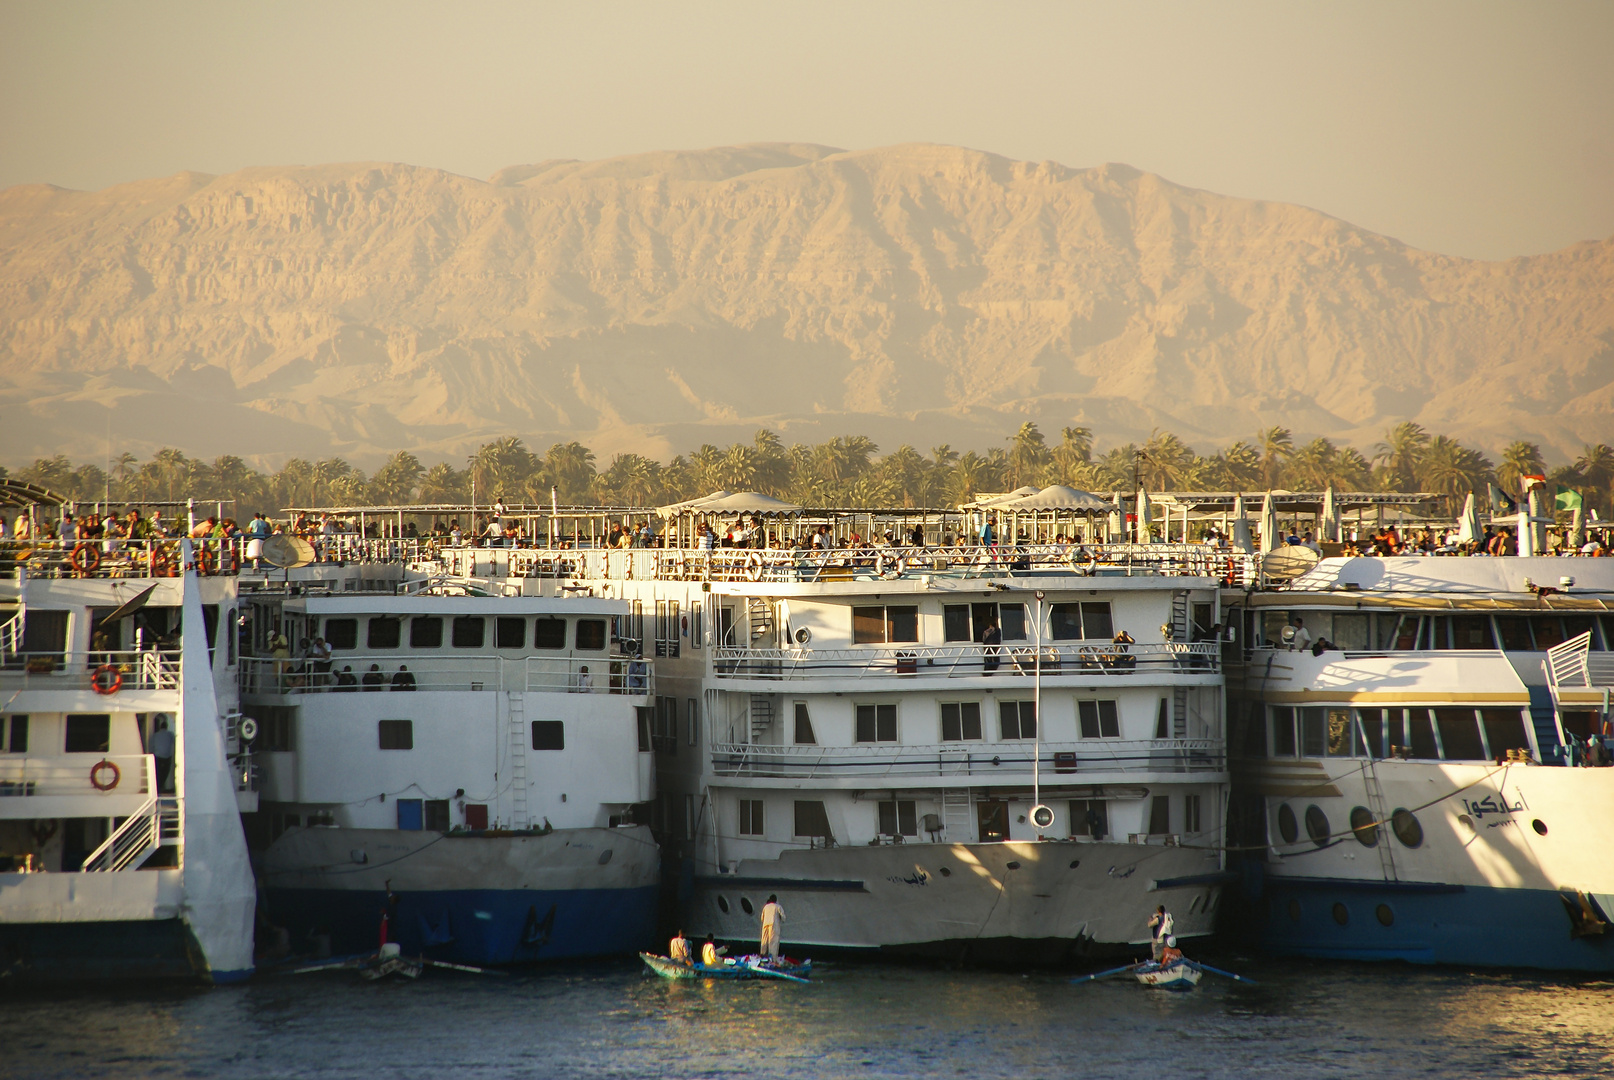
(712, 640, 1219, 680)
(0, 650, 181, 691)
(240, 653, 653, 696)
(0, 753, 155, 799)
(708, 738, 1225, 779)
(431, 543, 1253, 585)
(81, 795, 180, 872)
(0, 611, 22, 662)
(1545, 631, 1612, 689)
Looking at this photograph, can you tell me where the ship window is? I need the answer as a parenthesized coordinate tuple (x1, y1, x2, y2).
(1080, 602, 1114, 641)
(793, 800, 833, 840)
(636, 707, 652, 752)
(367, 617, 401, 649)
(1531, 617, 1567, 650)
(1304, 804, 1330, 846)
(1262, 611, 1292, 648)
(1391, 808, 1423, 848)
(943, 605, 973, 642)
(20, 609, 68, 658)
(1561, 616, 1598, 648)
(1481, 709, 1530, 758)
(378, 719, 413, 750)
(424, 800, 450, 832)
(451, 616, 485, 649)
(64, 714, 110, 753)
(1326, 709, 1353, 756)
(1299, 708, 1326, 757)
(324, 618, 358, 650)
(410, 616, 443, 648)
(878, 800, 918, 837)
(1332, 613, 1370, 651)
(855, 703, 897, 743)
(1148, 795, 1171, 835)
(1356, 709, 1385, 758)
(997, 604, 1027, 641)
(1332, 903, 1350, 926)
(739, 799, 764, 837)
(1050, 604, 1083, 640)
(852, 606, 919, 644)
(1185, 794, 1202, 834)
(3, 716, 27, 753)
(1408, 710, 1439, 759)
(1376, 904, 1395, 926)
(1078, 699, 1120, 739)
(496, 617, 526, 649)
(1388, 615, 1419, 650)
(999, 700, 1036, 740)
(1155, 698, 1170, 739)
(941, 701, 983, 741)
(1069, 799, 1107, 838)
(1451, 615, 1494, 650)
(1276, 803, 1298, 844)
(256, 706, 296, 752)
(1435, 708, 1485, 760)
(1494, 616, 1534, 651)
(1350, 806, 1380, 846)
(977, 800, 1009, 842)
(793, 702, 816, 745)
(534, 618, 567, 649)
(1272, 707, 1296, 757)
(531, 721, 564, 750)
(575, 620, 606, 651)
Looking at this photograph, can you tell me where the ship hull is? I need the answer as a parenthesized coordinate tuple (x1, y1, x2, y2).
(0, 917, 238, 983)
(687, 840, 1225, 965)
(259, 825, 659, 965)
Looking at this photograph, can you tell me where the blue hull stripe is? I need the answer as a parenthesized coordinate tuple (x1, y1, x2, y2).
(266, 885, 659, 966)
(1260, 880, 1614, 972)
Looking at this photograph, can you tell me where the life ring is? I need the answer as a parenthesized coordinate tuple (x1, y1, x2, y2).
(69, 542, 102, 574)
(195, 545, 217, 576)
(744, 552, 763, 581)
(91, 664, 123, 695)
(238, 716, 258, 742)
(90, 759, 121, 791)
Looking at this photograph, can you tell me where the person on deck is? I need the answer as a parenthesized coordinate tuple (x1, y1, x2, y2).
(669, 930, 692, 964)
(759, 894, 785, 959)
(391, 665, 416, 691)
(1148, 905, 1174, 961)
(361, 663, 385, 690)
(701, 934, 720, 967)
(149, 716, 176, 794)
(981, 616, 1002, 674)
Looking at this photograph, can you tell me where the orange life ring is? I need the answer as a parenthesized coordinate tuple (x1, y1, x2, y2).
(151, 549, 176, 577)
(69, 542, 102, 575)
(90, 759, 121, 791)
(195, 545, 217, 576)
(92, 664, 123, 695)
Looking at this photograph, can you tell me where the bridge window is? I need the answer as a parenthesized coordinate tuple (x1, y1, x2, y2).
(855, 703, 897, 743)
(451, 616, 485, 648)
(998, 700, 1036, 741)
(1451, 616, 1494, 650)
(739, 799, 764, 836)
(323, 618, 358, 650)
(367, 617, 401, 649)
(1299, 708, 1326, 756)
(531, 721, 564, 750)
(1069, 799, 1107, 838)
(1481, 709, 1530, 758)
(576, 620, 606, 651)
(941, 701, 982, 741)
(410, 616, 443, 648)
(1326, 709, 1353, 756)
(1435, 708, 1485, 760)
(1408, 710, 1439, 759)
(1271, 707, 1296, 757)
(1495, 616, 1534, 651)
(496, 617, 526, 649)
(1078, 699, 1120, 739)
(378, 719, 413, 750)
(878, 800, 917, 837)
(1356, 709, 1385, 758)
(64, 714, 110, 753)
(533, 618, 566, 649)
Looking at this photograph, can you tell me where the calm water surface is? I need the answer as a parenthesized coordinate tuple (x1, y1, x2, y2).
(4, 957, 1611, 1079)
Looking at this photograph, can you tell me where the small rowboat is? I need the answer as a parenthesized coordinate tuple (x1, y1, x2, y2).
(1132, 959, 1202, 991)
(640, 952, 812, 983)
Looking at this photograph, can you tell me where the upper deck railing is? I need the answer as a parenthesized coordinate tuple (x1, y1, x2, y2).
(0, 650, 181, 692)
(1546, 631, 1614, 690)
(712, 641, 1219, 680)
(239, 653, 653, 696)
(709, 738, 1225, 780)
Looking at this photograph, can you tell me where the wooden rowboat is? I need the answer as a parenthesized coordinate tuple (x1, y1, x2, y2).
(1132, 959, 1202, 990)
(639, 952, 812, 982)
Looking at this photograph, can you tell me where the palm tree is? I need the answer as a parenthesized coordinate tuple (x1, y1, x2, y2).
(370, 452, 425, 503)
(468, 436, 538, 499)
(1497, 441, 1545, 495)
(1140, 431, 1195, 491)
(1419, 436, 1494, 514)
(543, 442, 597, 503)
(418, 463, 467, 503)
(1372, 422, 1430, 492)
(1006, 422, 1049, 488)
(716, 444, 757, 490)
(1257, 427, 1294, 488)
(1574, 443, 1614, 515)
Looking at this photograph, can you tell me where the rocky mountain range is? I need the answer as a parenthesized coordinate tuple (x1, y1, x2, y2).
(2, 142, 1610, 469)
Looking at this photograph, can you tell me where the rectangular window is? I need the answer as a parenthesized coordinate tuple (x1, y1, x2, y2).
(1148, 794, 1171, 835)
(531, 721, 565, 750)
(576, 619, 606, 651)
(998, 604, 1027, 641)
(19, 609, 68, 655)
(941, 701, 983, 741)
(1185, 794, 1202, 834)
(1532, 617, 1568, 651)
(1494, 616, 1533, 651)
(496, 617, 526, 649)
(739, 799, 765, 837)
(324, 618, 358, 650)
(1451, 615, 1495, 650)
(687, 699, 699, 746)
(690, 605, 704, 650)
(1409, 709, 1439, 759)
(424, 800, 450, 832)
(793, 800, 833, 840)
(1357, 709, 1385, 759)
(1272, 707, 1297, 757)
(410, 616, 443, 648)
(533, 618, 566, 649)
(636, 707, 653, 752)
(999, 700, 1036, 740)
(943, 605, 973, 643)
(1333, 613, 1370, 651)
(1481, 709, 1530, 758)
(887, 606, 918, 643)
(878, 800, 918, 837)
(855, 703, 897, 743)
(367, 617, 401, 649)
(793, 702, 817, 745)
(1050, 603, 1084, 640)
(397, 798, 423, 831)
(1081, 602, 1114, 641)
(1078, 699, 1120, 739)
(451, 616, 485, 648)
(1299, 708, 1327, 757)
(378, 719, 414, 750)
(4, 715, 28, 753)
(852, 607, 886, 644)
(64, 714, 110, 753)
(1326, 708, 1353, 756)
(1435, 707, 1485, 760)
(977, 800, 1008, 842)
(1155, 698, 1171, 739)
(1069, 799, 1107, 839)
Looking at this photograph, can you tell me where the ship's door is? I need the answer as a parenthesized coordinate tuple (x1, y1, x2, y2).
(977, 800, 1009, 843)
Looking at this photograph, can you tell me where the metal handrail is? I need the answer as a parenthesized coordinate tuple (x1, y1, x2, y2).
(708, 737, 1224, 779)
(0, 753, 155, 798)
(1546, 631, 1595, 688)
(239, 653, 653, 695)
(712, 640, 1218, 679)
(0, 650, 181, 690)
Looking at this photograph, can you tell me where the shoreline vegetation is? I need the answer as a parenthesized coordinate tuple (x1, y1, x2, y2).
(6, 423, 1611, 519)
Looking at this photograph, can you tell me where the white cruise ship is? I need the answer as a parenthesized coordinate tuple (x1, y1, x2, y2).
(436, 524, 1233, 965)
(241, 557, 660, 965)
(0, 538, 256, 982)
(1225, 555, 1614, 971)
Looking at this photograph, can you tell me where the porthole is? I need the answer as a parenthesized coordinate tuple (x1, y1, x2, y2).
(1287, 899, 1301, 923)
(1391, 808, 1424, 849)
(1305, 805, 1331, 848)
(598, 849, 613, 865)
(740, 896, 754, 915)
(1349, 806, 1379, 847)
(1006, 861, 1021, 871)
(1332, 902, 1349, 926)
(939, 866, 952, 877)
(1457, 814, 1474, 831)
(1277, 804, 1298, 844)
(1376, 904, 1395, 927)
(716, 895, 730, 914)
(1068, 860, 1081, 870)
(1532, 819, 1548, 836)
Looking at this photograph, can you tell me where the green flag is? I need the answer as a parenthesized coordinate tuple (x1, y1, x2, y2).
(1555, 486, 1583, 511)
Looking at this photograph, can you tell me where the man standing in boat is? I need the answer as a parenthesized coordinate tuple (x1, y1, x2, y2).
(760, 894, 785, 959)
(1148, 905, 1174, 961)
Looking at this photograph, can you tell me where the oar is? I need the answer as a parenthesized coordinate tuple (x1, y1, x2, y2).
(1185, 961, 1257, 985)
(420, 957, 507, 976)
(1070, 962, 1142, 984)
(747, 961, 811, 984)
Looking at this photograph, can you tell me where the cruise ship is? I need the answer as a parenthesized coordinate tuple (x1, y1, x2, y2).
(430, 500, 1235, 965)
(241, 554, 660, 966)
(1225, 554, 1614, 971)
(0, 532, 256, 982)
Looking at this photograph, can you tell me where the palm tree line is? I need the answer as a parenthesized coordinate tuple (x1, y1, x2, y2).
(8, 423, 1612, 519)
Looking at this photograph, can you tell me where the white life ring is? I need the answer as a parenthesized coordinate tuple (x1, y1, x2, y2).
(744, 552, 763, 581)
(238, 716, 259, 742)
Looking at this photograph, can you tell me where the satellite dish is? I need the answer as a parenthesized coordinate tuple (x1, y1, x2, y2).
(261, 535, 316, 569)
(1261, 545, 1320, 582)
(1030, 804, 1055, 831)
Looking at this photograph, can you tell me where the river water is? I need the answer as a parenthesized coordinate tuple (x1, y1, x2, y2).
(5, 957, 1611, 1079)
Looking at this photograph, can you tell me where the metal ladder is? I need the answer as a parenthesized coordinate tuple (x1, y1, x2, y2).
(1170, 589, 1190, 641)
(747, 597, 774, 642)
(749, 695, 774, 742)
(941, 787, 972, 843)
(1361, 759, 1398, 881)
(1172, 686, 1189, 739)
(509, 692, 528, 829)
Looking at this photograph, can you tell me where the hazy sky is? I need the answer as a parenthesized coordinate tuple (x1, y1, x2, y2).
(3, 1, 1610, 260)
